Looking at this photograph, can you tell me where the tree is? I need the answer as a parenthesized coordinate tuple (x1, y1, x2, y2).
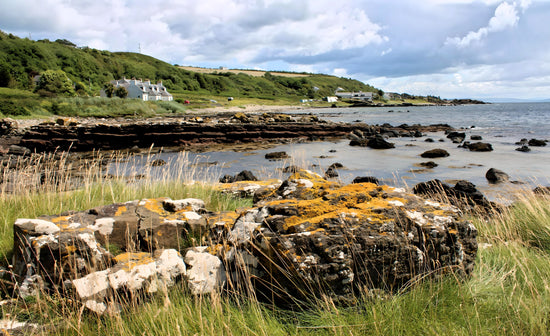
(34, 70, 75, 96)
(103, 83, 115, 98)
(114, 86, 128, 98)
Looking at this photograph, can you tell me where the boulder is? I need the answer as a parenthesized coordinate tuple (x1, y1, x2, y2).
(219, 170, 258, 183)
(11, 173, 478, 311)
(413, 179, 493, 211)
(485, 168, 509, 184)
(528, 139, 547, 147)
(470, 135, 483, 140)
(222, 172, 477, 304)
(446, 132, 466, 143)
(352, 176, 380, 185)
(420, 149, 450, 158)
(367, 135, 395, 149)
(265, 151, 290, 160)
(468, 142, 493, 152)
(12, 197, 208, 297)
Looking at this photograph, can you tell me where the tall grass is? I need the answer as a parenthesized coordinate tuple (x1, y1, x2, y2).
(1, 151, 549, 335)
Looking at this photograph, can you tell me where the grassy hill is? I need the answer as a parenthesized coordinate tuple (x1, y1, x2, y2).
(0, 30, 377, 101)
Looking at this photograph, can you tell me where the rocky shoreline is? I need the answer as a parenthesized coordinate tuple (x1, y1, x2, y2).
(0, 113, 454, 154)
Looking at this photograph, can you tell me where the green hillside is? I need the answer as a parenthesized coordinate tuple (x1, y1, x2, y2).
(0, 30, 376, 100)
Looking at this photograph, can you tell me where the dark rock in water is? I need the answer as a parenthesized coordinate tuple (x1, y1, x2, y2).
(235, 170, 258, 182)
(419, 161, 438, 168)
(515, 145, 531, 152)
(528, 139, 547, 147)
(220, 170, 258, 183)
(425, 138, 435, 143)
(446, 131, 466, 143)
(367, 135, 395, 149)
(485, 168, 509, 184)
(329, 162, 344, 169)
(413, 179, 449, 195)
(468, 142, 493, 152)
(265, 151, 290, 160)
(413, 179, 493, 211)
(470, 135, 482, 140)
(329, 149, 337, 153)
(515, 138, 528, 145)
(420, 148, 449, 158)
(150, 159, 167, 166)
(219, 175, 234, 183)
(325, 167, 339, 178)
(349, 138, 369, 147)
(352, 176, 379, 185)
(533, 186, 550, 195)
(459, 141, 471, 149)
(282, 165, 301, 173)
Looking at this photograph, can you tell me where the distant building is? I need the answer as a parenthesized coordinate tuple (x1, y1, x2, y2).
(324, 96, 338, 103)
(335, 91, 373, 102)
(101, 77, 173, 101)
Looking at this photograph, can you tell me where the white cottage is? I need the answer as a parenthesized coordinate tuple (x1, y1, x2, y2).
(103, 77, 173, 101)
(335, 91, 373, 102)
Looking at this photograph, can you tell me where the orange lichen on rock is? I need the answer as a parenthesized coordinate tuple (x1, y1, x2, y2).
(114, 252, 154, 270)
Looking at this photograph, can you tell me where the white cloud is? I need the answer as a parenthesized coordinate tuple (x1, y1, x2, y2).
(445, 1, 522, 47)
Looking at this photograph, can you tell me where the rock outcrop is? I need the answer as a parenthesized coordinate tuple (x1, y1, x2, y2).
(10, 171, 477, 312)
(15, 118, 454, 153)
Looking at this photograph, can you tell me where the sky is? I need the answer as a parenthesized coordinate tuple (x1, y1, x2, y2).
(1, 0, 549, 100)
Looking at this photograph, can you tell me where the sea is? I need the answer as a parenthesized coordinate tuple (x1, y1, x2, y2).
(109, 102, 550, 201)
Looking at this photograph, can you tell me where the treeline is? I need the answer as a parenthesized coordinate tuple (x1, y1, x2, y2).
(0, 31, 376, 99)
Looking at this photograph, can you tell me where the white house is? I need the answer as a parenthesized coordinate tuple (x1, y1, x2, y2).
(102, 77, 173, 101)
(323, 96, 338, 103)
(335, 91, 373, 102)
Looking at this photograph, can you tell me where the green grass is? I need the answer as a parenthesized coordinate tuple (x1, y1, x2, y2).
(1, 151, 549, 335)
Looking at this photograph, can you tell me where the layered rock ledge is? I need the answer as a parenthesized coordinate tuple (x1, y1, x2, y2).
(9, 170, 477, 313)
(2, 115, 454, 153)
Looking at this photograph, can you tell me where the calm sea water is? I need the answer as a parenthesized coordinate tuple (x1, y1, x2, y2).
(109, 102, 550, 200)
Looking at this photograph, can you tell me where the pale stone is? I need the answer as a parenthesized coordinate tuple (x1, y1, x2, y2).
(15, 219, 60, 235)
(184, 248, 226, 295)
(163, 198, 205, 212)
(72, 269, 111, 299)
(89, 218, 115, 235)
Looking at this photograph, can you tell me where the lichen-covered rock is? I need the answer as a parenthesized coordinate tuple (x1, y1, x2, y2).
(216, 173, 477, 304)
(71, 249, 186, 314)
(254, 170, 341, 203)
(12, 197, 207, 301)
(11, 175, 478, 311)
(217, 179, 282, 198)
